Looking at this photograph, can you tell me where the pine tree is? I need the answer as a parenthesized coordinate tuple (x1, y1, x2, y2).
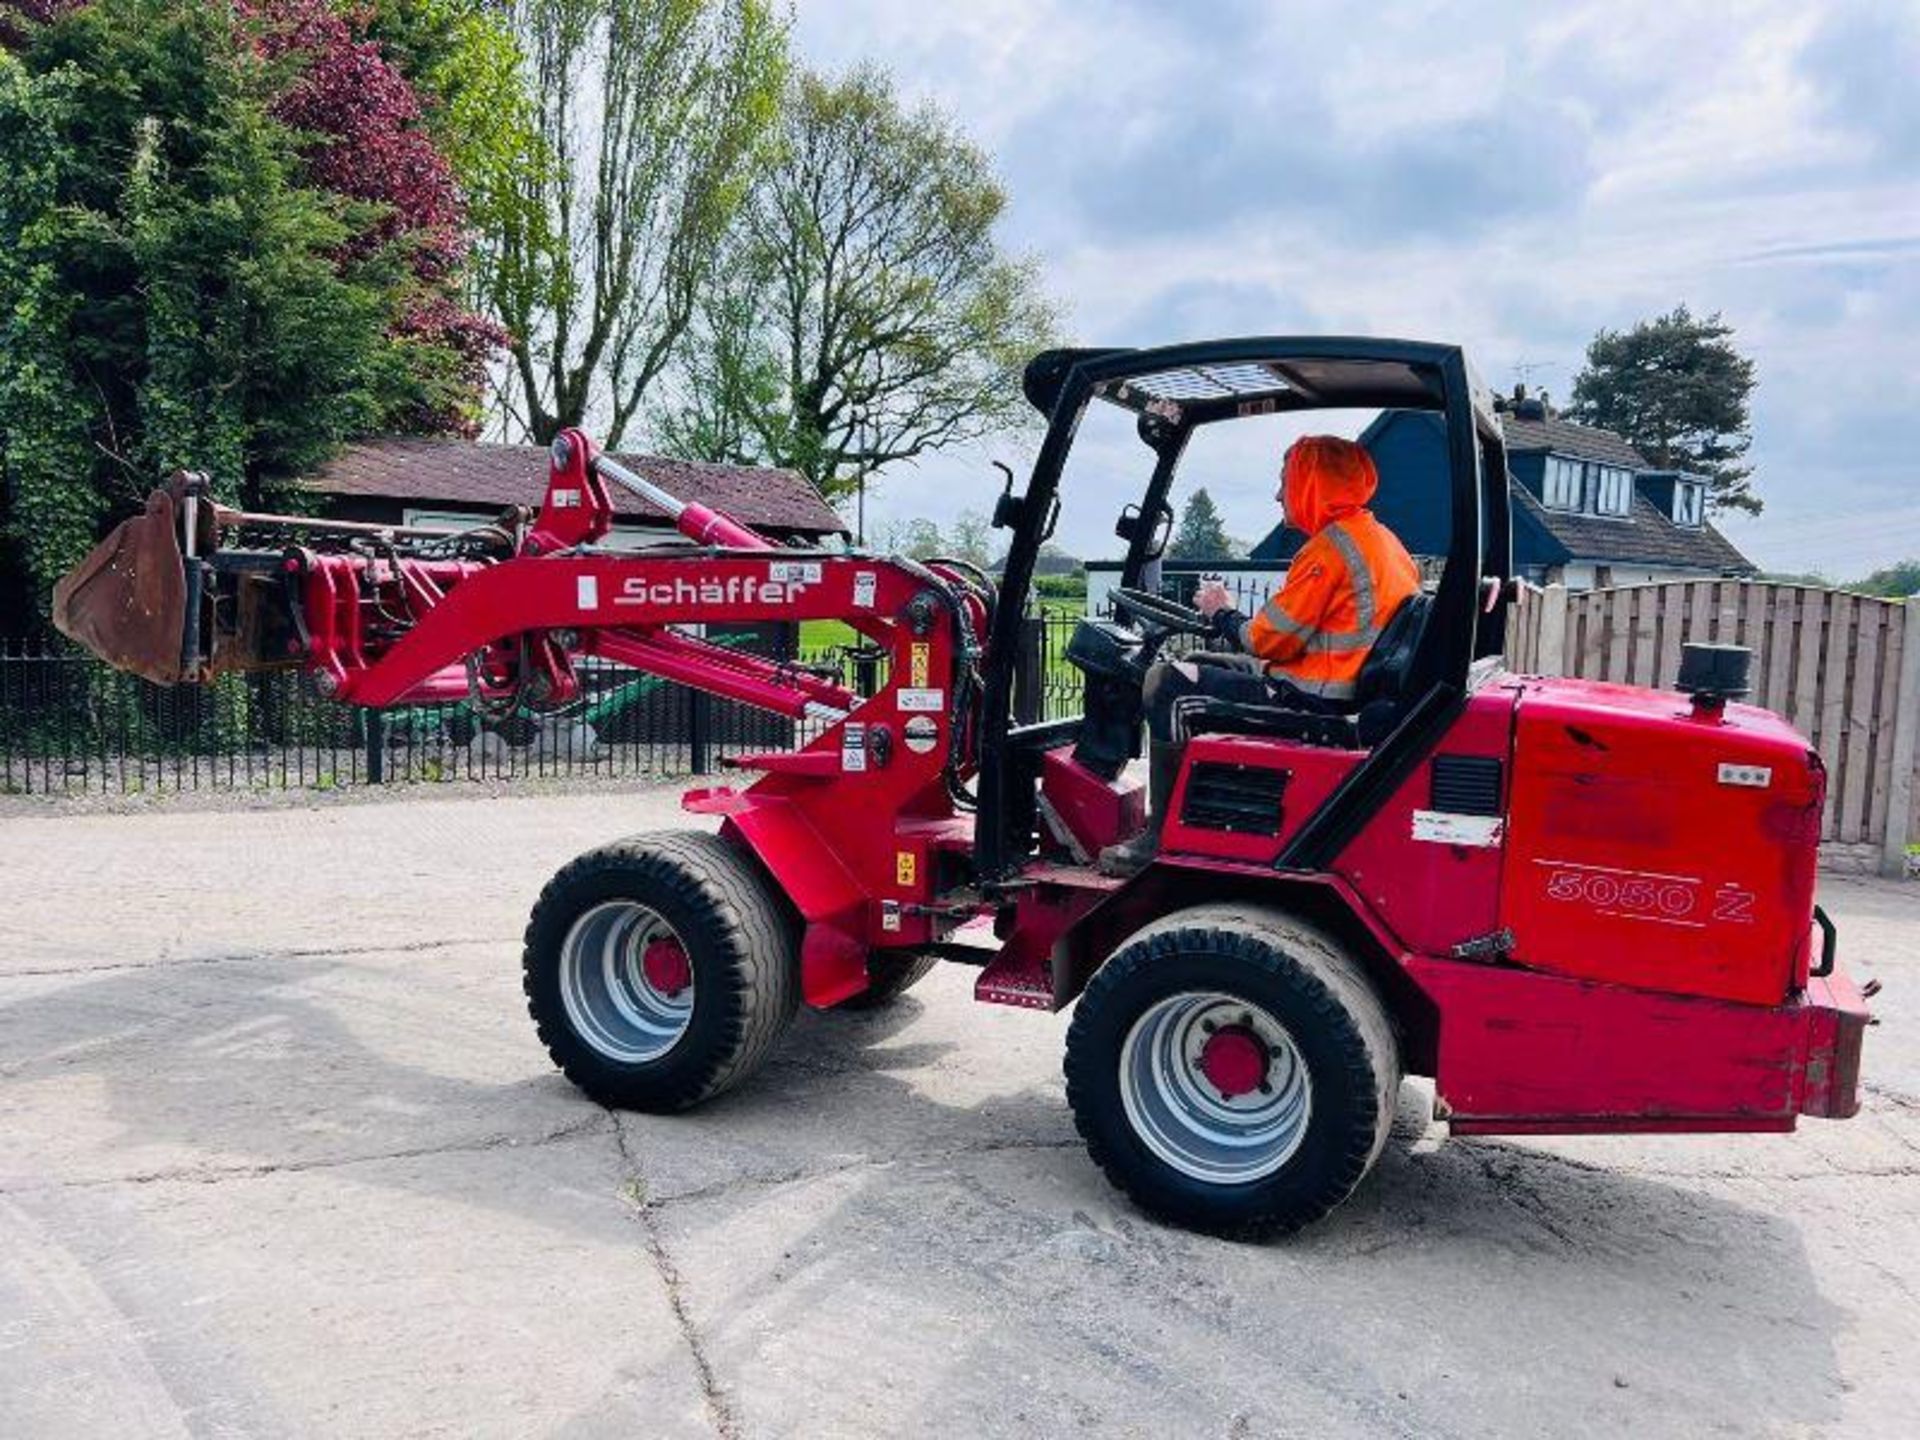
(1568, 306, 1760, 516)
(1170, 488, 1234, 560)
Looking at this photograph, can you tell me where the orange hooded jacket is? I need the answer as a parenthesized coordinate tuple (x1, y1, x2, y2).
(1241, 437, 1420, 700)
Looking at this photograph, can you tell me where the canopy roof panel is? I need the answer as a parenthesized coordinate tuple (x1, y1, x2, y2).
(1022, 339, 1491, 431)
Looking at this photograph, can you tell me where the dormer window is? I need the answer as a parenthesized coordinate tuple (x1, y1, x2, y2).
(1541, 455, 1633, 517)
(1591, 466, 1632, 516)
(1673, 480, 1705, 528)
(1543, 456, 1582, 510)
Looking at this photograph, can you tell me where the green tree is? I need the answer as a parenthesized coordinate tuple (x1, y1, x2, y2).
(649, 269, 781, 465)
(946, 510, 992, 569)
(363, 0, 537, 237)
(1567, 305, 1761, 515)
(1851, 560, 1920, 598)
(1169, 487, 1233, 560)
(656, 65, 1058, 500)
(479, 0, 785, 445)
(0, 0, 436, 616)
(0, 53, 95, 605)
(872, 515, 946, 561)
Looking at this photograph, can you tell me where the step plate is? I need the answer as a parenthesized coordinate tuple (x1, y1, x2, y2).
(974, 953, 1054, 1010)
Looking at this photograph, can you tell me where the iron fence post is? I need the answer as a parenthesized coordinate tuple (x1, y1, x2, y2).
(689, 686, 711, 774)
(365, 708, 386, 784)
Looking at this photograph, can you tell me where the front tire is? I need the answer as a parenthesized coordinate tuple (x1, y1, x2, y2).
(1064, 904, 1399, 1237)
(523, 831, 798, 1112)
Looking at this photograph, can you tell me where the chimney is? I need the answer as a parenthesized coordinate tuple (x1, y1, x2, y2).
(1503, 382, 1555, 421)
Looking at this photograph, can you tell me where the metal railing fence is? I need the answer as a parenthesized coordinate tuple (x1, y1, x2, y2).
(0, 609, 1159, 798)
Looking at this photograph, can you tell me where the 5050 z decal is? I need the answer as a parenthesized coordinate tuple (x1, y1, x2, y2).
(1534, 859, 1758, 930)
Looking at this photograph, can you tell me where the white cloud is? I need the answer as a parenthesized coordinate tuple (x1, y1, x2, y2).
(792, 0, 1920, 577)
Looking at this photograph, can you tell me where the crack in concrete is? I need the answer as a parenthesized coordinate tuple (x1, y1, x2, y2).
(1457, 1147, 1583, 1247)
(1, 935, 508, 981)
(1865, 1083, 1920, 1114)
(591, 1112, 1084, 1436)
(639, 1134, 1085, 1212)
(0, 1114, 609, 1196)
(607, 1112, 741, 1440)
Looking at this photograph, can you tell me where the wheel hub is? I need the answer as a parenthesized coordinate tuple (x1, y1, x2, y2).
(642, 937, 692, 997)
(1198, 1025, 1268, 1098)
(1117, 991, 1314, 1185)
(556, 900, 695, 1063)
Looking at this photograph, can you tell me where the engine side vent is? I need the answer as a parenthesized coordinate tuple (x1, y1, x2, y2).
(1180, 762, 1288, 834)
(1430, 754, 1503, 816)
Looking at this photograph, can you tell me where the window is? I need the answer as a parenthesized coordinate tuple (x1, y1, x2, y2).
(403, 508, 492, 532)
(1542, 456, 1582, 510)
(1592, 466, 1633, 517)
(1673, 481, 1705, 527)
(1542, 458, 1632, 516)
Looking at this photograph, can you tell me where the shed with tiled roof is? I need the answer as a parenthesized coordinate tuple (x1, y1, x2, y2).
(309, 438, 848, 544)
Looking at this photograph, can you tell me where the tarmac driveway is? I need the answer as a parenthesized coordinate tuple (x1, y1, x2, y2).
(2, 787, 1916, 1438)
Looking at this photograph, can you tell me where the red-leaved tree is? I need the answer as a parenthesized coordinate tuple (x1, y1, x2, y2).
(252, 0, 502, 433)
(0, 0, 79, 48)
(4, 0, 502, 433)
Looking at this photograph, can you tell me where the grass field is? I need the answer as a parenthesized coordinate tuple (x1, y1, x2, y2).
(800, 591, 1085, 653)
(798, 619, 863, 651)
(798, 593, 1087, 706)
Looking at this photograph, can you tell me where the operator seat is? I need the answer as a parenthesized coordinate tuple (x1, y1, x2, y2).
(1184, 592, 1433, 749)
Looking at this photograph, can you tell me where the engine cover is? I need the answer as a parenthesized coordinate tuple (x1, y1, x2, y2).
(1499, 676, 1824, 1006)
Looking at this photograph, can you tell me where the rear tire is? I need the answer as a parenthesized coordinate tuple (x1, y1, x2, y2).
(1064, 904, 1399, 1237)
(523, 831, 798, 1112)
(835, 953, 938, 1011)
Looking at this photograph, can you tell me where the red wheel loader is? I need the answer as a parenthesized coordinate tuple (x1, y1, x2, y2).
(54, 337, 1871, 1236)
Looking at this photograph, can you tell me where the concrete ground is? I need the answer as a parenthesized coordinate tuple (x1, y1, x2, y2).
(1, 788, 1915, 1440)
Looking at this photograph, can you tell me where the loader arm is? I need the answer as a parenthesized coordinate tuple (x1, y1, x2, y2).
(56, 428, 985, 730)
(53, 428, 999, 1003)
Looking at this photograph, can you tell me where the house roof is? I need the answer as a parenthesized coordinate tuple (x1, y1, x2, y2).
(308, 438, 848, 537)
(1247, 404, 1754, 574)
(1499, 413, 1647, 468)
(1512, 484, 1752, 572)
(1249, 490, 1753, 574)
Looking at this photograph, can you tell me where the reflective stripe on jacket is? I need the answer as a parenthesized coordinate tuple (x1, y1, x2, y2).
(1240, 436, 1420, 698)
(1242, 514, 1421, 697)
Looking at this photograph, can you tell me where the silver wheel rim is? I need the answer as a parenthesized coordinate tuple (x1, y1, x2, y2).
(558, 901, 694, 1063)
(1118, 991, 1313, 1184)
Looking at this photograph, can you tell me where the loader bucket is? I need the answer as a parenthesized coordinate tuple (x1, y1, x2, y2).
(51, 486, 189, 685)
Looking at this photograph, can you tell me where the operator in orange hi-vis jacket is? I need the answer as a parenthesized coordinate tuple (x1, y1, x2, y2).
(1099, 435, 1420, 876)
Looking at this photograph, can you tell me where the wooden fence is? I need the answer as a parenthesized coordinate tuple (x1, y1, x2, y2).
(1507, 580, 1920, 875)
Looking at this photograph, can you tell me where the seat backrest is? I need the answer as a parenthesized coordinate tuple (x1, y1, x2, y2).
(1354, 592, 1432, 707)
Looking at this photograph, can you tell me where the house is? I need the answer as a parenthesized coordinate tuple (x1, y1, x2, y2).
(311, 438, 849, 548)
(1250, 393, 1754, 589)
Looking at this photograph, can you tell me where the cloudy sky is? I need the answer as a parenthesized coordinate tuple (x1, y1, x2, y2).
(791, 0, 1918, 577)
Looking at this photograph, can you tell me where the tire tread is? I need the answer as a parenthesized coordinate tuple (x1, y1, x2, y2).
(522, 830, 798, 1110)
(1064, 902, 1399, 1236)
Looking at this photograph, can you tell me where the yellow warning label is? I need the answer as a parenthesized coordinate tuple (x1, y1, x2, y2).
(909, 642, 930, 689)
(896, 850, 917, 887)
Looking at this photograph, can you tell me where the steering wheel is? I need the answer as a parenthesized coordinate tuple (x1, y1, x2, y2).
(1110, 586, 1212, 638)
